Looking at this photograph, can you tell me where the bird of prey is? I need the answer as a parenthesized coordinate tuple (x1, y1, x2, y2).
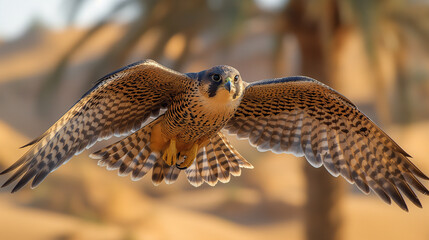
(1, 59, 427, 211)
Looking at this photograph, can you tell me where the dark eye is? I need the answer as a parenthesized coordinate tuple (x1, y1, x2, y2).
(212, 74, 221, 82)
(234, 75, 239, 83)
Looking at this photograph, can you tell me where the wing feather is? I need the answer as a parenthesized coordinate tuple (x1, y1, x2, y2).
(225, 76, 428, 210)
(1, 60, 194, 191)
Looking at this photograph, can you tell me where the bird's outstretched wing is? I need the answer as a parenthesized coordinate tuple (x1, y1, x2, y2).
(1, 60, 194, 192)
(224, 76, 428, 211)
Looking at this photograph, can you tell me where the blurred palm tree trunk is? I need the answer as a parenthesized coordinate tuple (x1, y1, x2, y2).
(281, 1, 346, 239)
(392, 35, 413, 123)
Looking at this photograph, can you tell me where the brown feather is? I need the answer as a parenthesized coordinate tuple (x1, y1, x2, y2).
(225, 76, 428, 210)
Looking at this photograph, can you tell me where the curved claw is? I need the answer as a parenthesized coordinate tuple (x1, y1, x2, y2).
(176, 163, 188, 170)
(176, 143, 199, 169)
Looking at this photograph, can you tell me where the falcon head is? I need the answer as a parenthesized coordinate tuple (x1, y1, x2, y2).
(197, 65, 245, 103)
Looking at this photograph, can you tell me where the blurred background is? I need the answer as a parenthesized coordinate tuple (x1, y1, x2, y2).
(0, 0, 429, 239)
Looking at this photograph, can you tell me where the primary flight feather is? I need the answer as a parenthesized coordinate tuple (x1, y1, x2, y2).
(1, 59, 427, 211)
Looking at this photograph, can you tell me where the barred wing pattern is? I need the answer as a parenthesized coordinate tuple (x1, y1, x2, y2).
(0, 60, 193, 192)
(225, 76, 428, 211)
(90, 123, 253, 188)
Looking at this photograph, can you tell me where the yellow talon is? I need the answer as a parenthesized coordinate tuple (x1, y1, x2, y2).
(162, 139, 177, 166)
(177, 143, 199, 169)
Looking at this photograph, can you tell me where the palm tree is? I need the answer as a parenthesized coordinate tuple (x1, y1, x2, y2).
(38, 0, 250, 111)
(278, 1, 345, 239)
(275, 1, 429, 240)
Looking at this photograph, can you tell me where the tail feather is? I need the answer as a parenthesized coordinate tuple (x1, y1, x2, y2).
(163, 164, 180, 184)
(218, 133, 253, 169)
(185, 148, 205, 187)
(90, 121, 158, 181)
(204, 143, 219, 186)
(133, 152, 158, 180)
(90, 126, 254, 187)
(211, 137, 231, 183)
(184, 132, 253, 185)
(151, 160, 164, 185)
(219, 143, 241, 176)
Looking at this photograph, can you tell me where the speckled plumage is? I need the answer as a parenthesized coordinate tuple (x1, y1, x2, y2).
(1, 59, 427, 211)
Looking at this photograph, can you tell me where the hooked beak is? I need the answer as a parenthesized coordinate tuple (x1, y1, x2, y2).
(224, 77, 232, 92)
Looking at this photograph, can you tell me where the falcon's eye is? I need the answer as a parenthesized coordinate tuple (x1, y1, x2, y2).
(234, 75, 239, 83)
(211, 74, 221, 82)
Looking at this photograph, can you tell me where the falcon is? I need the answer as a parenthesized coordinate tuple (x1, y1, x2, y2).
(1, 59, 427, 211)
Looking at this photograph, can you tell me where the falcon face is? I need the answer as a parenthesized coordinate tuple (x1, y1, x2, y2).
(1, 59, 427, 211)
(197, 65, 244, 102)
